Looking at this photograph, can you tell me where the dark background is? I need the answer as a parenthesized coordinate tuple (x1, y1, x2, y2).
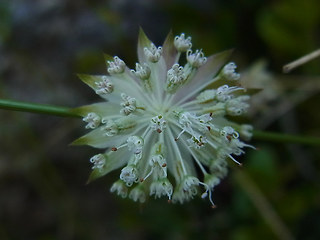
(0, 0, 320, 239)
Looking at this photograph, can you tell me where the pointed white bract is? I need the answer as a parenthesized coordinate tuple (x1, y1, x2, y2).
(75, 30, 253, 206)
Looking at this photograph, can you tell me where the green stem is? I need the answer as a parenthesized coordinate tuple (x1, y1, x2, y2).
(0, 99, 79, 118)
(0, 99, 320, 146)
(253, 129, 320, 146)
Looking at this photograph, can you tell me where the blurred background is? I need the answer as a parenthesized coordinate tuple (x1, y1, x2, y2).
(0, 0, 320, 239)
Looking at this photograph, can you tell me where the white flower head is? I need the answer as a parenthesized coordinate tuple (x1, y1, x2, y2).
(220, 62, 241, 81)
(150, 115, 166, 133)
(101, 119, 118, 136)
(144, 43, 162, 63)
(120, 93, 137, 115)
(90, 154, 106, 170)
(166, 64, 186, 93)
(107, 56, 126, 74)
(131, 63, 151, 80)
(187, 49, 207, 68)
(120, 165, 139, 186)
(95, 76, 114, 95)
(129, 185, 146, 203)
(127, 136, 144, 155)
(74, 29, 253, 206)
(110, 180, 128, 198)
(83, 112, 101, 129)
(174, 33, 192, 52)
(150, 178, 173, 200)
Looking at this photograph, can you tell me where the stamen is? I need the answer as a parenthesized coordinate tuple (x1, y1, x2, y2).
(199, 181, 215, 207)
(175, 128, 186, 141)
(228, 154, 242, 166)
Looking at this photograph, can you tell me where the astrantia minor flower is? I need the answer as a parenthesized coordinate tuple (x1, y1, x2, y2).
(72, 29, 254, 206)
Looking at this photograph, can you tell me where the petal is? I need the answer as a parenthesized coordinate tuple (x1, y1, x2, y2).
(71, 102, 120, 117)
(87, 149, 128, 183)
(103, 53, 114, 66)
(137, 27, 152, 63)
(71, 126, 129, 148)
(162, 30, 178, 69)
(77, 74, 103, 90)
(174, 49, 234, 103)
(148, 58, 167, 99)
(77, 73, 120, 102)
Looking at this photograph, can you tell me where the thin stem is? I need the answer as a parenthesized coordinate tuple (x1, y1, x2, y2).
(0, 99, 79, 118)
(253, 129, 320, 146)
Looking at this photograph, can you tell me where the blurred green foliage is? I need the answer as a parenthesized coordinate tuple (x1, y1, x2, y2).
(0, 0, 319, 239)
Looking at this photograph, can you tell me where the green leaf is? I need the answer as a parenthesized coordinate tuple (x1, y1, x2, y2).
(162, 30, 178, 69)
(71, 102, 119, 117)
